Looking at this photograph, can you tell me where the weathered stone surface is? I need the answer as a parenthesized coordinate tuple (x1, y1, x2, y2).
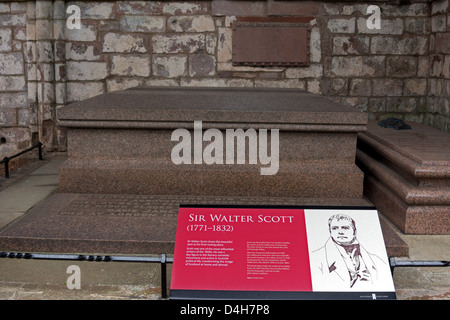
(217, 27, 232, 62)
(66, 61, 108, 81)
(432, 0, 449, 15)
(372, 79, 403, 97)
(152, 34, 204, 53)
(386, 56, 417, 77)
(285, 64, 323, 78)
(434, 33, 450, 54)
(0, 92, 26, 108)
(65, 42, 101, 61)
(0, 75, 25, 91)
(120, 15, 165, 33)
(0, 13, 25, 26)
(0, 108, 16, 126)
(0, 28, 12, 52)
(103, 33, 146, 53)
(152, 55, 187, 78)
(167, 15, 215, 32)
(327, 56, 384, 77)
(371, 36, 428, 55)
(65, 23, 97, 42)
(332, 36, 370, 55)
(189, 54, 215, 77)
(404, 79, 427, 96)
(76, 1, 115, 20)
(162, 2, 207, 15)
(111, 55, 150, 77)
(66, 82, 104, 103)
(0, 52, 24, 75)
(328, 18, 356, 33)
(106, 78, 144, 92)
(350, 79, 371, 96)
(357, 17, 403, 35)
(116, 1, 164, 15)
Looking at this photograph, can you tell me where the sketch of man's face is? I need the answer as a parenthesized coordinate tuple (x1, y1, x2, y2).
(329, 219, 356, 245)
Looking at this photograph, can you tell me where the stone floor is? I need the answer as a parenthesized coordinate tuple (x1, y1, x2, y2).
(0, 155, 448, 300)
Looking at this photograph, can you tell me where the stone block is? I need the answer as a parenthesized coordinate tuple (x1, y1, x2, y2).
(327, 18, 355, 33)
(66, 61, 108, 81)
(386, 97, 417, 113)
(327, 56, 384, 77)
(405, 18, 430, 35)
(78, 1, 116, 20)
(106, 78, 144, 93)
(103, 32, 146, 53)
(217, 27, 232, 62)
(66, 42, 101, 61)
(356, 17, 403, 35)
(163, 2, 208, 15)
(167, 15, 215, 32)
(431, 14, 447, 33)
(66, 23, 97, 42)
(310, 27, 321, 63)
(17, 108, 34, 126)
(285, 64, 323, 78)
(0, 92, 26, 108)
(189, 54, 215, 77)
(0, 3, 9, 13)
(152, 34, 204, 54)
(372, 79, 403, 97)
(0, 13, 25, 27)
(332, 36, 370, 55)
(350, 79, 371, 96)
(120, 15, 165, 33)
(0, 52, 24, 75)
(116, 1, 164, 15)
(381, 3, 428, 17)
(434, 33, 450, 54)
(0, 75, 25, 91)
(152, 55, 187, 78)
(0, 28, 12, 52)
(0, 108, 17, 126)
(404, 79, 427, 96)
(66, 82, 104, 103)
(431, 0, 449, 15)
(386, 56, 417, 77)
(111, 55, 150, 77)
(371, 36, 428, 55)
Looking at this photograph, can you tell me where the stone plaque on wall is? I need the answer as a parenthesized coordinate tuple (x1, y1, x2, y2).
(232, 17, 311, 67)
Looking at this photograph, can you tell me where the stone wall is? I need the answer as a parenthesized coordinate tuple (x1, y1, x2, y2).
(0, 0, 449, 157)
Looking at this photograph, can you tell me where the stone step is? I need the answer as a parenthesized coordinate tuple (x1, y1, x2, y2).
(59, 159, 364, 198)
(0, 193, 408, 257)
(357, 121, 450, 235)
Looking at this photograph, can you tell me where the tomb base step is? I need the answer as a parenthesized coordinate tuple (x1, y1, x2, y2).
(59, 159, 364, 198)
(0, 193, 408, 257)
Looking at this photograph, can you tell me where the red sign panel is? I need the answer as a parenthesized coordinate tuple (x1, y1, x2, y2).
(171, 207, 311, 294)
(170, 206, 396, 300)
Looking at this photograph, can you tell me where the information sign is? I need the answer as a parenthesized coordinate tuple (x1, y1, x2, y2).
(170, 206, 396, 300)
